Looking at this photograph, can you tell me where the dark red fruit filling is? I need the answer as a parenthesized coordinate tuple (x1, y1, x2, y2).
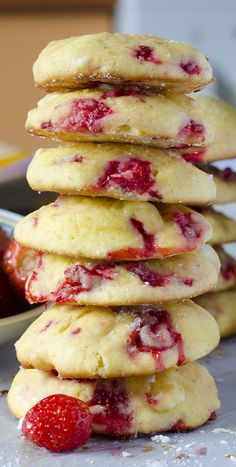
(56, 98, 113, 134)
(219, 167, 235, 181)
(100, 87, 147, 100)
(180, 149, 206, 164)
(70, 155, 84, 163)
(127, 262, 193, 288)
(173, 210, 202, 242)
(221, 261, 236, 283)
(169, 420, 190, 431)
(145, 393, 159, 406)
(95, 157, 162, 199)
(180, 60, 201, 75)
(89, 380, 132, 436)
(127, 308, 185, 370)
(178, 120, 205, 141)
(208, 411, 217, 421)
(41, 120, 53, 130)
(132, 45, 162, 65)
(49, 263, 117, 303)
(126, 262, 172, 287)
(109, 218, 156, 261)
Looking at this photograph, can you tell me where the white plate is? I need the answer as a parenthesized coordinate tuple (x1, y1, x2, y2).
(0, 208, 43, 346)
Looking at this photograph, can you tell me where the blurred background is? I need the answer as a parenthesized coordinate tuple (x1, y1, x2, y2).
(0, 0, 236, 213)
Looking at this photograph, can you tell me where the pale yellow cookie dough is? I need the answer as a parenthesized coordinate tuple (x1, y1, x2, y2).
(8, 363, 220, 435)
(15, 301, 220, 378)
(195, 289, 236, 338)
(27, 143, 216, 205)
(26, 89, 213, 148)
(33, 32, 213, 93)
(14, 197, 212, 261)
(26, 245, 220, 306)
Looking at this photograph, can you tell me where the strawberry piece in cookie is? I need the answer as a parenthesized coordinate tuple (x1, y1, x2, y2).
(127, 307, 185, 371)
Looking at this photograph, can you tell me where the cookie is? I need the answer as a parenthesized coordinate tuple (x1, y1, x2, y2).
(195, 289, 236, 338)
(201, 166, 236, 204)
(33, 32, 213, 94)
(26, 245, 220, 306)
(8, 363, 219, 436)
(214, 247, 236, 292)
(25, 89, 213, 148)
(14, 197, 212, 261)
(15, 301, 220, 378)
(199, 208, 236, 245)
(171, 96, 236, 163)
(27, 143, 216, 205)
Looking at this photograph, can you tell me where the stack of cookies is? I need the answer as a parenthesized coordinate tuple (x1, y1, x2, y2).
(191, 97, 236, 339)
(8, 33, 224, 437)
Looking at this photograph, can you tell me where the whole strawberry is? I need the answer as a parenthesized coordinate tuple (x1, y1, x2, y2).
(22, 394, 92, 452)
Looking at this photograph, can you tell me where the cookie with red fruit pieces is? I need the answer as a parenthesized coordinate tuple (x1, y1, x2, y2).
(200, 165, 236, 204)
(3, 239, 39, 303)
(21, 394, 92, 452)
(14, 196, 212, 261)
(26, 89, 213, 148)
(33, 33, 213, 93)
(195, 289, 236, 339)
(8, 362, 220, 436)
(25, 245, 220, 306)
(214, 246, 236, 292)
(170, 96, 236, 163)
(199, 208, 236, 245)
(27, 143, 216, 205)
(15, 301, 220, 378)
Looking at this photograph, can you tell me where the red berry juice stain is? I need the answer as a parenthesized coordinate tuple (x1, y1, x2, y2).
(95, 157, 162, 199)
(127, 307, 185, 371)
(132, 45, 162, 65)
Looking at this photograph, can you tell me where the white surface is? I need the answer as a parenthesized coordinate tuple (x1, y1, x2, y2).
(0, 337, 236, 466)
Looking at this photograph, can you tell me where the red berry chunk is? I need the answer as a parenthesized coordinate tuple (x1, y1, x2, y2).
(3, 239, 39, 303)
(58, 98, 113, 134)
(22, 394, 92, 452)
(178, 120, 205, 141)
(219, 167, 235, 181)
(100, 87, 147, 100)
(96, 157, 162, 199)
(180, 60, 201, 75)
(126, 262, 172, 287)
(221, 261, 236, 283)
(90, 380, 132, 436)
(41, 120, 53, 130)
(49, 262, 116, 303)
(109, 217, 157, 260)
(180, 149, 206, 164)
(132, 45, 162, 64)
(127, 307, 185, 370)
(173, 210, 201, 241)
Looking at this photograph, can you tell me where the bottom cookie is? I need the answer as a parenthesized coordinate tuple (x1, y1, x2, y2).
(8, 362, 219, 437)
(195, 289, 236, 338)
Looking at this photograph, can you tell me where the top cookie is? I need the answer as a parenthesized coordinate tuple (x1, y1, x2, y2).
(33, 33, 213, 93)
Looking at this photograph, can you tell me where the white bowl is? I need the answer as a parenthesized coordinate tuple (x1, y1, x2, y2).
(0, 208, 43, 346)
(0, 306, 43, 346)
